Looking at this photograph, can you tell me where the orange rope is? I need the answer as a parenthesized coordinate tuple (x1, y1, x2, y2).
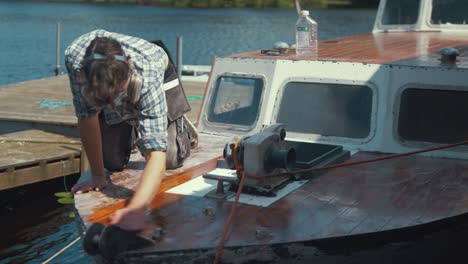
(232, 138, 244, 176)
(213, 140, 468, 263)
(214, 139, 245, 264)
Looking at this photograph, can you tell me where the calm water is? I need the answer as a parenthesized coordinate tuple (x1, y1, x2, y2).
(0, 2, 376, 263)
(0, 2, 376, 86)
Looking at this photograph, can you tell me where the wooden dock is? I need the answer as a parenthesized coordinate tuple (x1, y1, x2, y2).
(0, 75, 207, 190)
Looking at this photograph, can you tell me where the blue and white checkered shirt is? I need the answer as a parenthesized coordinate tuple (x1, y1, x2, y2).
(65, 29, 169, 152)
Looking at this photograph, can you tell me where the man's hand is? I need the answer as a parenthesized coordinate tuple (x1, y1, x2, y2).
(71, 176, 108, 194)
(110, 207, 150, 231)
(75, 114, 107, 195)
(106, 151, 165, 232)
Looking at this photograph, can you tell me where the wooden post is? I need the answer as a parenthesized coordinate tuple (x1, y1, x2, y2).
(177, 35, 183, 77)
(55, 22, 61, 76)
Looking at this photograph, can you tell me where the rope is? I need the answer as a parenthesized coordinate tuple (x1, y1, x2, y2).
(0, 137, 81, 145)
(214, 139, 245, 264)
(213, 140, 468, 263)
(63, 174, 69, 193)
(232, 138, 244, 176)
(42, 236, 81, 264)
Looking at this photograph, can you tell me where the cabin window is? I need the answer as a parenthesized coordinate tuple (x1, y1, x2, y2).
(398, 88, 468, 144)
(207, 76, 263, 126)
(382, 0, 421, 25)
(277, 82, 373, 139)
(431, 0, 468, 25)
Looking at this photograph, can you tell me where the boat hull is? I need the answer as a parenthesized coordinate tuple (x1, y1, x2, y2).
(109, 213, 468, 263)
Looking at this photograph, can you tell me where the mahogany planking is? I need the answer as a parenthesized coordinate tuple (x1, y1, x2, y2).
(228, 32, 468, 68)
(74, 151, 468, 253)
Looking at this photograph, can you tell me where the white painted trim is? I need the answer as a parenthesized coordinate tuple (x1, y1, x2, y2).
(201, 72, 267, 132)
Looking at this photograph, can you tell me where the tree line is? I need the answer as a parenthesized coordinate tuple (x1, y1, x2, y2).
(123, 0, 379, 8)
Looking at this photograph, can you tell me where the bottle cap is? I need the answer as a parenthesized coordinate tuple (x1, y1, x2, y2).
(300, 10, 309, 16)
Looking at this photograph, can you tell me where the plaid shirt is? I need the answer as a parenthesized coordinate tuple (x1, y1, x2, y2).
(65, 29, 169, 152)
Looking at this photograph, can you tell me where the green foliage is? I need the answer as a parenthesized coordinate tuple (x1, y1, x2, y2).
(57, 197, 75, 205)
(33, 0, 379, 8)
(300, 0, 352, 8)
(54, 192, 74, 205)
(54, 192, 72, 198)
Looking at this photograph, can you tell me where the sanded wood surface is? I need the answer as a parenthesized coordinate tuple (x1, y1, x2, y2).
(0, 75, 207, 126)
(229, 32, 468, 68)
(0, 130, 82, 190)
(74, 134, 229, 227)
(77, 150, 468, 252)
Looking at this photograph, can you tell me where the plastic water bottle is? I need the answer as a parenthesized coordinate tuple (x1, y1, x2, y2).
(295, 10, 318, 56)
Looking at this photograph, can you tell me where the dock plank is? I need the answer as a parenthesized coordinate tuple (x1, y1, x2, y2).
(0, 75, 76, 125)
(0, 130, 81, 170)
(0, 157, 81, 191)
(0, 130, 82, 190)
(0, 75, 207, 127)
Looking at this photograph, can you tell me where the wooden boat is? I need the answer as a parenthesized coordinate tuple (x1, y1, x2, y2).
(75, 0, 468, 263)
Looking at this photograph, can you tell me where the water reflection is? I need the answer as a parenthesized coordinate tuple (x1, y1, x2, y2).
(0, 176, 92, 263)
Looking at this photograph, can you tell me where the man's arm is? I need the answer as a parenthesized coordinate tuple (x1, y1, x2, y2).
(129, 150, 166, 209)
(108, 40, 169, 230)
(110, 150, 166, 231)
(71, 114, 108, 194)
(65, 43, 104, 195)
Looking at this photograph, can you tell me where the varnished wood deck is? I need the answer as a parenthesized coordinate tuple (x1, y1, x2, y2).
(74, 134, 228, 227)
(229, 32, 468, 68)
(75, 149, 468, 253)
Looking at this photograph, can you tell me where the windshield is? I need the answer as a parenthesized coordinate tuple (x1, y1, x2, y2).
(382, 0, 421, 25)
(277, 82, 373, 139)
(431, 0, 468, 25)
(399, 88, 468, 144)
(207, 76, 263, 127)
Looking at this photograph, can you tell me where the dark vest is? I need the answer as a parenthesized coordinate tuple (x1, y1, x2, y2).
(149, 40, 191, 122)
(162, 59, 191, 122)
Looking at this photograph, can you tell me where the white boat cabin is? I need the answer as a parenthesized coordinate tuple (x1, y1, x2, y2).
(197, 0, 468, 160)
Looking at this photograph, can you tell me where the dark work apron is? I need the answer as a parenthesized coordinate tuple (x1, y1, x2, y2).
(100, 41, 191, 171)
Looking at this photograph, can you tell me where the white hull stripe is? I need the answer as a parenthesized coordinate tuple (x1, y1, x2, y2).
(163, 79, 180, 91)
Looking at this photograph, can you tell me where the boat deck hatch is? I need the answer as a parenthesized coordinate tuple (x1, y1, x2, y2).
(283, 141, 350, 172)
